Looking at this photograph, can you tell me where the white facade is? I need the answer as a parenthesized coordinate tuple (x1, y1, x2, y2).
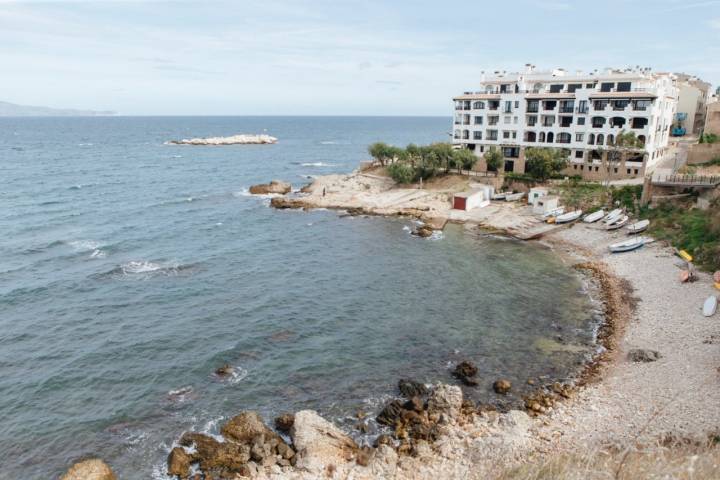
(452, 66, 678, 179)
(675, 73, 712, 134)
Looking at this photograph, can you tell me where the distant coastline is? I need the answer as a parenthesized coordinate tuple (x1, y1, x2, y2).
(0, 100, 116, 117)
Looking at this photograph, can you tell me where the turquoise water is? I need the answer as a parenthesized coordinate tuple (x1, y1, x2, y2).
(0, 117, 599, 479)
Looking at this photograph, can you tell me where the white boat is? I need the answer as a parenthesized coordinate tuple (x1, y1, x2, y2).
(491, 192, 508, 200)
(583, 209, 605, 223)
(555, 210, 583, 224)
(703, 296, 717, 317)
(603, 209, 623, 224)
(606, 215, 629, 230)
(609, 236, 648, 253)
(542, 207, 565, 218)
(626, 219, 650, 234)
(504, 192, 525, 202)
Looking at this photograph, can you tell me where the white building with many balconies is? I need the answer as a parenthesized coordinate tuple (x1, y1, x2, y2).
(453, 66, 678, 180)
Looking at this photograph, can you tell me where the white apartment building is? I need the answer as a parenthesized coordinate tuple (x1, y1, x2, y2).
(453, 66, 678, 180)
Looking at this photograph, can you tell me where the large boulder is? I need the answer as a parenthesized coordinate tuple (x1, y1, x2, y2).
(493, 379, 512, 395)
(178, 432, 251, 474)
(398, 379, 428, 398)
(249, 180, 291, 195)
(452, 360, 479, 386)
(221, 411, 278, 444)
(428, 384, 463, 420)
(60, 459, 116, 480)
(167, 447, 194, 479)
(291, 410, 358, 473)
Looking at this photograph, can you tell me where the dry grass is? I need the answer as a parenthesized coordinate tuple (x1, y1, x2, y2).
(495, 441, 720, 480)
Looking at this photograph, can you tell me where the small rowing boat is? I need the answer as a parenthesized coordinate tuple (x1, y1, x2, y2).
(606, 215, 629, 230)
(491, 192, 508, 200)
(555, 210, 583, 224)
(583, 210, 605, 223)
(609, 236, 648, 253)
(626, 219, 650, 235)
(603, 209, 622, 224)
(703, 296, 717, 317)
(542, 207, 564, 218)
(505, 192, 525, 202)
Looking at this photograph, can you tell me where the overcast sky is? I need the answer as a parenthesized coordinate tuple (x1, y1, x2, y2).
(2, 0, 719, 115)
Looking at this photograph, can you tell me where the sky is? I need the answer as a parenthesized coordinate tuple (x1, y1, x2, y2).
(1, 0, 719, 115)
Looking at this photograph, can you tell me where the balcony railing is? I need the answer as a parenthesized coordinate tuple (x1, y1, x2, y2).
(559, 107, 574, 113)
(576, 107, 589, 114)
(527, 106, 539, 113)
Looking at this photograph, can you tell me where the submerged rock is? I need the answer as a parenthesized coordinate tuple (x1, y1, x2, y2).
(453, 360, 479, 386)
(249, 180, 291, 195)
(60, 459, 116, 480)
(412, 224, 434, 238)
(398, 378, 428, 398)
(274, 413, 295, 433)
(215, 364, 234, 376)
(493, 379, 512, 395)
(628, 348, 662, 362)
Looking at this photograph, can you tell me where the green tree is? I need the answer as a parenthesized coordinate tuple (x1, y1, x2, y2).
(484, 147, 504, 172)
(451, 148, 478, 171)
(387, 162, 416, 184)
(368, 142, 401, 166)
(525, 147, 569, 181)
(429, 143, 455, 173)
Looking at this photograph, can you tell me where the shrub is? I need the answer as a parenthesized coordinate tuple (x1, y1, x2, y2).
(525, 147, 568, 181)
(387, 162, 416, 184)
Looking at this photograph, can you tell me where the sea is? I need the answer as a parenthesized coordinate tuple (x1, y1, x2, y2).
(0, 116, 602, 479)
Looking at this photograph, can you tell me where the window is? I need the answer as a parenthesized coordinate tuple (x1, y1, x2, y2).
(504, 101, 513, 113)
(576, 133, 584, 142)
(578, 100, 588, 114)
(473, 131, 482, 140)
(512, 132, 517, 139)
(488, 116, 499, 126)
(514, 101, 519, 108)
(616, 82, 631, 92)
(527, 100, 539, 113)
(549, 84, 563, 93)
(487, 130, 498, 140)
(577, 117, 585, 126)
(473, 101, 485, 109)
(592, 117, 606, 128)
(560, 116, 573, 127)
(527, 115, 537, 126)
(462, 130, 469, 139)
(474, 116, 483, 125)
(575, 150, 584, 159)
(633, 99, 652, 111)
(567, 83, 582, 93)
(504, 116, 511, 124)
(513, 116, 518, 124)
(557, 133, 572, 144)
(600, 82, 614, 92)
(586, 83, 595, 88)
(593, 100, 609, 110)
(503, 131, 511, 139)
(612, 100, 630, 110)
(542, 116, 554, 127)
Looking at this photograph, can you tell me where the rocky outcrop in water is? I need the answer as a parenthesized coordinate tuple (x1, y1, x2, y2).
(398, 378, 429, 398)
(493, 379, 512, 395)
(168, 134, 278, 145)
(453, 360, 479, 386)
(249, 180, 291, 195)
(275, 413, 295, 433)
(60, 459, 116, 480)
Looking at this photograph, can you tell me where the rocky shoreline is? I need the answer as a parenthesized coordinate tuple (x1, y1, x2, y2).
(167, 134, 278, 146)
(62, 169, 720, 479)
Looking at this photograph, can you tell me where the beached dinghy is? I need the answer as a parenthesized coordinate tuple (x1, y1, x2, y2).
(583, 210, 605, 223)
(606, 215, 629, 230)
(626, 219, 650, 235)
(609, 236, 648, 253)
(542, 207, 565, 219)
(491, 192, 508, 200)
(703, 296, 717, 317)
(603, 209, 623, 224)
(555, 210, 583, 224)
(505, 192, 525, 202)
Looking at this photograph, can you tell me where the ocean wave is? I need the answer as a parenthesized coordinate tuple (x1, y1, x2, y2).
(68, 183, 97, 190)
(300, 162, 337, 167)
(77, 143, 94, 146)
(233, 188, 282, 199)
(68, 239, 107, 259)
(97, 260, 197, 279)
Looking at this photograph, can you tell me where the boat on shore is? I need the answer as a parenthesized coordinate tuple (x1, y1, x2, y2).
(603, 209, 623, 224)
(583, 209, 605, 223)
(703, 296, 717, 317)
(542, 207, 565, 219)
(606, 215, 629, 230)
(491, 192, 508, 200)
(555, 210, 583, 224)
(505, 192, 525, 202)
(627, 219, 650, 234)
(609, 236, 648, 253)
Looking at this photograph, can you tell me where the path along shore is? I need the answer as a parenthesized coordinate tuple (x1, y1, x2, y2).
(260, 168, 720, 478)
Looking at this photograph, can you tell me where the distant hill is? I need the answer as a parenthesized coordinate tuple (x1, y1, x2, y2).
(0, 101, 116, 116)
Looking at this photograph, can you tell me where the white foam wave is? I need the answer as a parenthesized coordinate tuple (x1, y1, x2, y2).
(320, 141, 338, 145)
(122, 261, 164, 274)
(301, 162, 336, 167)
(233, 188, 282, 199)
(227, 366, 249, 385)
(77, 143, 94, 146)
(68, 240, 107, 259)
(402, 225, 411, 232)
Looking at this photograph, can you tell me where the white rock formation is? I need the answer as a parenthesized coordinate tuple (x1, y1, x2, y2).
(168, 134, 278, 145)
(290, 410, 357, 474)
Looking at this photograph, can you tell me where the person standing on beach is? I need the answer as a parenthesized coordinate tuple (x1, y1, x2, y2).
(323, 187, 326, 197)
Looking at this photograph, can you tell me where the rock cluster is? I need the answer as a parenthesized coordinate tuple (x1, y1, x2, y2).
(523, 382, 573, 416)
(412, 224, 434, 238)
(168, 411, 297, 478)
(168, 134, 278, 145)
(249, 180, 291, 195)
(628, 348, 662, 362)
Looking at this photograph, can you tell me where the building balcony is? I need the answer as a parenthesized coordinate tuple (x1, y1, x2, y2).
(559, 107, 574, 113)
(527, 107, 539, 113)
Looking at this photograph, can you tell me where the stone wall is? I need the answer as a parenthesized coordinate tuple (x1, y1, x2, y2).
(687, 143, 720, 164)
